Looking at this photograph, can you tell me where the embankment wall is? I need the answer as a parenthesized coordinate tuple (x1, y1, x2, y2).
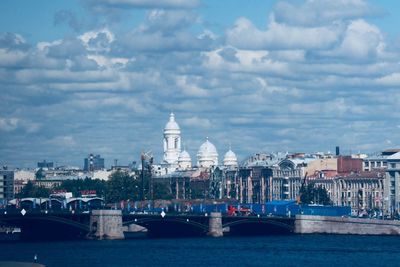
(295, 215, 400, 235)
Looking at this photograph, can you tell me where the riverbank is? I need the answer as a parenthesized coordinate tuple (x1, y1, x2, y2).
(295, 215, 400, 235)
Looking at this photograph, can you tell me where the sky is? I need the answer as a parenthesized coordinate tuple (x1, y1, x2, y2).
(2, 0, 400, 168)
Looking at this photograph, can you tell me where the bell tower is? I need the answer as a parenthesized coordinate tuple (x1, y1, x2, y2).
(163, 112, 181, 167)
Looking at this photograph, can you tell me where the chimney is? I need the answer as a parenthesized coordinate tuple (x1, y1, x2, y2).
(335, 146, 340, 156)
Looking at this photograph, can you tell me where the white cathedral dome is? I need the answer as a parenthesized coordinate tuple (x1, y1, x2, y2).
(197, 138, 218, 168)
(164, 112, 180, 132)
(223, 148, 238, 167)
(178, 149, 192, 170)
(163, 112, 181, 170)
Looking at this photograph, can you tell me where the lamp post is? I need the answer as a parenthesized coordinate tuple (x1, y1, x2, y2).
(141, 153, 145, 202)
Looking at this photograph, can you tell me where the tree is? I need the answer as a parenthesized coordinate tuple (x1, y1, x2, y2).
(17, 181, 51, 198)
(35, 168, 45, 180)
(106, 170, 140, 202)
(153, 181, 173, 200)
(300, 183, 332, 205)
(55, 178, 107, 197)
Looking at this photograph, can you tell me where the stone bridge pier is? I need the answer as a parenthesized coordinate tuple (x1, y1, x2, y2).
(207, 212, 223, 237)
(89, 210, 124, 240)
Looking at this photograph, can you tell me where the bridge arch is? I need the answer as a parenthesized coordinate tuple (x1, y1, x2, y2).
(124, 217, 208, 237)
(0, 213, 90, 240)
(223, 218, 294, 235)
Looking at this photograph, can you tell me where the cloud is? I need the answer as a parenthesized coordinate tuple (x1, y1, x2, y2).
(54, 10, 83, 32)
(144, 9, 199, 33)
(376, 73, 400, 86)
(0, 32, 29, 50)
(15, 69, 118, 85)
(46, 135, 77, 147)
(320, 19, 385, 60)
(0, 48, 27, 67)
(79, 29, 114, 52)
(0, 117, 19, 131)
(0, 117, 40, 133)
(46, 38, 88, 58)
(182, 116, 212, 129)
(226, 17, 341, 50)
(3, 0, 400, 167)
(111, 10, 215, 53)
(273, 0, 383, 26)
(176, 75, 209, 97)
(83, 0, 200, 10)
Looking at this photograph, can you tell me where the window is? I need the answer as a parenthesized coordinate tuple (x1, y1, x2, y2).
(391, 163, 396, 169)
(174, 138, 179, 149)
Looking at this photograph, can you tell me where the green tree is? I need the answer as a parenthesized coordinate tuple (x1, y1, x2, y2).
(153, 181, 173, 200)
(35, 168, 45, 180)
(300, 183, 332, 205)
(55, 177, 107, 197)
(106, 171, 140, 202)
(17, 181, 51, 198)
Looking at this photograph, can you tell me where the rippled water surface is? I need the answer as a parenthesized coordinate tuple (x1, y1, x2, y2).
(1, 235, 399, 267)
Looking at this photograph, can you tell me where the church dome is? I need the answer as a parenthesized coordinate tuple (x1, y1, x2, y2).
(178, 150, 191, 162)
(178, 149, 192, 170)
(223, 148, 238, 167)
(197, 138, 218, 168)
(164, 112, 180, 132)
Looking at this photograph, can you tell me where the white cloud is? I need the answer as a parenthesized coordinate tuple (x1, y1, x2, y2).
(226, 17, 340, 50)
(0, 49, 27, 67)
(321, 19, 385, 60)
(15, 69, 117, 84)
(47, 135, 77, 147)
(182, 116, 212, 129)
(85, 0, 200, 9)
(0, 117, 40, 133)
(79, 28, 114, 52)
(229, 117, 255, 125)
(273, 0, 382, 26)
(3, 0, 400, 167)
(176, 75, 208, 97)
(0, 117, 19, 131)
(204, 47, 291, 76)
(376, 73, 400, 86)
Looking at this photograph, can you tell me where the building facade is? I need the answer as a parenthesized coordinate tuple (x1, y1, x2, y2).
(162, 113, 182, 173)
(312, 172, 384, 215)
(385, 152, 400, 215)
(0, 169, 14, 202)
(84, 154, 105, 172)
(37, 160, 54, 169)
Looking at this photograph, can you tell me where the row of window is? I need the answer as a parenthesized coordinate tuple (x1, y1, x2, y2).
(364, 161, 387, 168)
(341, 191, 382, 198)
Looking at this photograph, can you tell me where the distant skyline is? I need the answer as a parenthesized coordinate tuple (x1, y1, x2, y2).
(2, 0, 400, 168)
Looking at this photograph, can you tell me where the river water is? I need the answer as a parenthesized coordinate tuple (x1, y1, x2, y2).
(1, 235, 399, 267)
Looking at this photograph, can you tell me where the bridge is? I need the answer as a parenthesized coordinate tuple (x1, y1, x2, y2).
(0, 209, 295, 240)
(0, 209, 91, 240)
(124, 213, 295, 237)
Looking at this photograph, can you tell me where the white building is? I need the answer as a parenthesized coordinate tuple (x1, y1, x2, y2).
(223, 147, 238, 169)
(162, 113, 182, 173)
(197, 138, 218, 168)
(159, 113, 239, 173)
(178, 149, 192, 170)
(92, 170, 112, 181)
(14, 170, 35, 182)
(385, 152, 400, 215)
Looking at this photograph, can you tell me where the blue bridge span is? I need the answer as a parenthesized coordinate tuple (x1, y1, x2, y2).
(0, 209, 295, 240)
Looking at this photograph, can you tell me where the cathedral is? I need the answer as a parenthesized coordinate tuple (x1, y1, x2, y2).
(160, 112, 238, 174)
